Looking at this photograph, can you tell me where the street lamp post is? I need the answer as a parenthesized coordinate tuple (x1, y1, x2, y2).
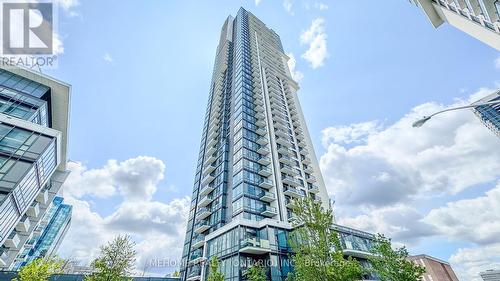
(412, 99, 500, 128)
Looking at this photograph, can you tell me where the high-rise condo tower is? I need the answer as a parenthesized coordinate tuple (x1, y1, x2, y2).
(0, 66, 71, 270)
(180, 8, 374, 281)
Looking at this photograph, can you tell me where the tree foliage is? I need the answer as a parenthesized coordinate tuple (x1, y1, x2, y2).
(14, 257, 63, 281)
(288, 197, 363, 281)
(86, 235, 137, 281)
(207, 256, 224, 281)
(368, 234, 426, 281)
(244, 263, 267, 281)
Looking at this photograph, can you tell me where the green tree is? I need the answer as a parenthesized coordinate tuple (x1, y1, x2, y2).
(171, 271, 180, 277)
(288, 197, 363, 281)
(244, 263, 267, 281)
(368, 234, 426, 281)
(86, 235, 137, 281)
(14, 257, 63, 281)
(207, 256, 224, 281)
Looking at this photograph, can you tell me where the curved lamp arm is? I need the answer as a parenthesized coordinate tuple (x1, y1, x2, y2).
(412, 99, 500, 128)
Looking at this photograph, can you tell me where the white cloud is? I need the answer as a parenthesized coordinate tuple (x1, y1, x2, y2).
(286, 52, 304, 82)
(495, 56, 500, 69)
(314, 2, 329, 10)
(103, 53, 114, 63)
(321, 121, 382, 146)
(255, 0, 262, 5)
(320, 89, 500, 209)
(58, 157, 189, 275)
(424, 181, 500, 245)
(300, 18, 329, 68)
(320, 87, 500, 281)
(64, 156, 164, 200)
(55, 0, 79, 11)
(449, 244, 500, 281)
(283, 0, 294, 14)
(338, 205, 435, 245)
(422, 181, 500, 280)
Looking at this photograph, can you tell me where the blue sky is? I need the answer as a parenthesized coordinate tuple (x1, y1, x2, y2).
(44, 0, 500, 280)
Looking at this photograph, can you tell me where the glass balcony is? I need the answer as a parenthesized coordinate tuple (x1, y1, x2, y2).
(239, 237, 271, 254)
(188, 249, 205, 265)
(274, 128, 288, 138)
(209, 111, 221, 124)
(256, 119, 266, 127)
(258, 156, 271, 165)
(199, 183, 214, 197)
(196, 207, 212, 220)
(0, 248, 8, 267)
(194, 221, 211, 234)
(187, 265, 202, 281)
(198, 194, 215, 207)
(304, 162, 314, 174)
(302, 156, 311, 165)
(279, 154, 292, 165)
(191, 235, 205, 250)
(256, 136, 268, 145)
(207, 129, 219, 143)
(204, 152, 217, 166)
(308, 184, 320, 194)
(208, 122, 219, 136)
(294, 126, 303, 134)
(280, 165, 296, 175)
(15, 215, 30, 233)
(260, 205, 277, 217)
(278, 146, 290, 155)
(273, 111, 288, 123)
(284, 186, 301, 198)
(259, 178, 273, 189)
(205, 144, 217, 157)
(257, 145, 270, 155)
(260, 191, 275, 202)
(306, 175, 317, 183)
(254, 96, 264, 106)
(27, 202, 39, 218)
(255, 111, 265, 119)
(258, 166, 272, 177)
(256, 127, 267, 136)
(282, 176, 301, 187)
(6, 231, 20, 249)
(295, 132, 305, 141)
(206, 136, 218, 149)
(36, 189, 48, 204)
(255, 104, 265, 113)
(275, 136, 290, 147)
(201, 173, 215, 186)
(203, 163, 216, 177)
(297, 140, 305, 148)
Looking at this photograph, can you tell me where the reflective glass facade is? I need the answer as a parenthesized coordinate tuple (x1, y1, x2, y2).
(180, 8, 373, 281)
(11, 196, 72, 270)
(0, 68, 70, 270)
(472, 91, 500, 138)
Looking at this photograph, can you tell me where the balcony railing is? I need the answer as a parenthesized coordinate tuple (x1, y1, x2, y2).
(431, 0, 500, 33)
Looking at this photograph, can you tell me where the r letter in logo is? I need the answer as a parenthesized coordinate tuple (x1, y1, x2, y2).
(2, 2, 53, 55)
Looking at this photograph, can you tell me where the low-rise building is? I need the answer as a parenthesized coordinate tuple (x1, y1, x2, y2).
(408, 254, 459, 281)
(480, 269, 500, 281)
